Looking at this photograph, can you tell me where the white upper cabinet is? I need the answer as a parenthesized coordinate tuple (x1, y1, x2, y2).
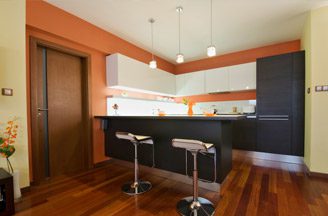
(205, 67, 229, 93)
(228, 62, 256, 91)
(204, 62, 256, 93)
(107, 53, 256, 97)
(106, 53, 176, 96)
(176, 71, 205, 96)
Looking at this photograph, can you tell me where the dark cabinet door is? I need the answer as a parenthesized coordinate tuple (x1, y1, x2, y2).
(257, 119, 292, 154)
(257, 53, 293, 116)
(232, 118, 257, 151)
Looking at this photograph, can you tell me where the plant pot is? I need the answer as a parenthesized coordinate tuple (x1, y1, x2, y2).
(12, 170, 22, 202)
(187, 103, 195, 116)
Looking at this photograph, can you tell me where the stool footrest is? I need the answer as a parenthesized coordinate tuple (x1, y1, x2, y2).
(122, 180, 152, 195)
(177, 196, 215, 216)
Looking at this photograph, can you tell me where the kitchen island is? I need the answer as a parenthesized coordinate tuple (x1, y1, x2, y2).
(95, 115, 245, 185)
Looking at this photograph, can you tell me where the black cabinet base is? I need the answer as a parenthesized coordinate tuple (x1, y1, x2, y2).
(97, 116, 234, 184)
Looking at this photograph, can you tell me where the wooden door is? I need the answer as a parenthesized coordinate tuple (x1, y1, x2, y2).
(46, 48, 85, 177)
(31, 43, 89, 182)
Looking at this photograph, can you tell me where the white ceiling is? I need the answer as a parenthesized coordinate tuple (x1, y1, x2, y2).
(45, 0, 328, 63)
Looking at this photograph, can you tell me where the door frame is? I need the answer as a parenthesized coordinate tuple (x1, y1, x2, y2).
(29, 37, 93, 183)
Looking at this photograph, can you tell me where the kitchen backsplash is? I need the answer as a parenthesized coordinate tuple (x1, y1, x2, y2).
(107, 97, 256, 116)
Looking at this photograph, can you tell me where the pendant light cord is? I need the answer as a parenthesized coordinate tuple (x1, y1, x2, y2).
(210, 0, 213, 45)
(178, 9, 181, 54)
(150, 19, 155, 61)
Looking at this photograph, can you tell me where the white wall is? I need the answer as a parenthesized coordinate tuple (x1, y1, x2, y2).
(107, 97, 187, 116)
(107, 97, 256, 116)
(0, 0, 29, 187)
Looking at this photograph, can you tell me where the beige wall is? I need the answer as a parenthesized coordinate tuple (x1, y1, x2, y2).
(301, 11, 312, 168)
(0, 0, 29, 187)
(301, 6, 328, 174)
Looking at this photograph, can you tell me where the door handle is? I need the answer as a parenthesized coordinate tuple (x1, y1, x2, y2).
(38, 108, 48, 112)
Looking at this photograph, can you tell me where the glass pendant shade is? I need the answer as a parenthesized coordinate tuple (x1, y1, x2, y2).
(176, 53, 184, 64)
(207, 45, 216, 57)
(149, 59, 157, 69)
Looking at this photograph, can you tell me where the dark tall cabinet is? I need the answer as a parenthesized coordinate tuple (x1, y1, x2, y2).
(256, 51, 305, 156)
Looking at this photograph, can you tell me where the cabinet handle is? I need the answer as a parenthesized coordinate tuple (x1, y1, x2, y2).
(258, 115, 289, 118)
(259, 118, 289, 121)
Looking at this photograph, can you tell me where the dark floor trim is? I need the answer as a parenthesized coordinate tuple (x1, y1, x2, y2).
(233, 149, 304, 164)
(94, 159, 113, 168)
(304, 164, 328, 179)
(21, 186, 30, 194)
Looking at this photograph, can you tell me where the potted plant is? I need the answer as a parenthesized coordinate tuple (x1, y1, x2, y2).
(0, 118, 21, 202)
(182, 98, 196, 116)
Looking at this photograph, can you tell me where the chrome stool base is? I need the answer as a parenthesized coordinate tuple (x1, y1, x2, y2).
(122, 180, 152, 195)
(177, 196, 215, 216)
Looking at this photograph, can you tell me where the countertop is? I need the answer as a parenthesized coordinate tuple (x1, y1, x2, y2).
(95, 114, 246, 121)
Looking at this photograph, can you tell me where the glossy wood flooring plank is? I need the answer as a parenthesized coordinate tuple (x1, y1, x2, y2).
(15, 153, 328, 216)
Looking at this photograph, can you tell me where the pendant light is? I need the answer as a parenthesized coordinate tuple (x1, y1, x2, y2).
(149, 18, 157, 69)
(176, 6, 184, 64)
(207, 0, 216, 57)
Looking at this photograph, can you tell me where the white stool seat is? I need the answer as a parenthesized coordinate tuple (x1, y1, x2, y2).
(172, 138, 214, 152)
(116, 132, 153, 145)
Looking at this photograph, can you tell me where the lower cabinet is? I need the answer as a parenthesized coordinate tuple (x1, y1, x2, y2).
(257, 119, 292, 154)
(232, 118, 257, 151)
(233, 117, 300, 156)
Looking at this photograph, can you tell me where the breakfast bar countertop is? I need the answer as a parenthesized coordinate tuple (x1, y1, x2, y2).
(95, 114, 246, 121)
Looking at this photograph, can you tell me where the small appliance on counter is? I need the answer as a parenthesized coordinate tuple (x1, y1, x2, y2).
(242, 105, 255, 114)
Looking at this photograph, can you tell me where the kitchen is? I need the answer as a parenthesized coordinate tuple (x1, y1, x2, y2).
(1, 0, 328, 215)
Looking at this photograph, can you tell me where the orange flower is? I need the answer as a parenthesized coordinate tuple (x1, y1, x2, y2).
(188, 101, 196, 106)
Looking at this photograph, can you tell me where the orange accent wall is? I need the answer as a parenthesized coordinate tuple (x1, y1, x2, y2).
(175, 91, 257, 103)
(26, 0, 175, 73)
(175, 40, 301, 74)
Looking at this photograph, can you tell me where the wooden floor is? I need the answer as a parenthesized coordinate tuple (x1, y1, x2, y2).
(15, 153, 328, 216)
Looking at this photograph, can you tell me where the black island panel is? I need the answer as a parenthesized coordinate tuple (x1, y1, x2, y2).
(96, 115, 244, 183)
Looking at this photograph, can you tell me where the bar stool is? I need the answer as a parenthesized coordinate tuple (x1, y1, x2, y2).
(185, 146, 217, 183)
(116, 132, 153, 195)
(172, 138, 215, 216)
